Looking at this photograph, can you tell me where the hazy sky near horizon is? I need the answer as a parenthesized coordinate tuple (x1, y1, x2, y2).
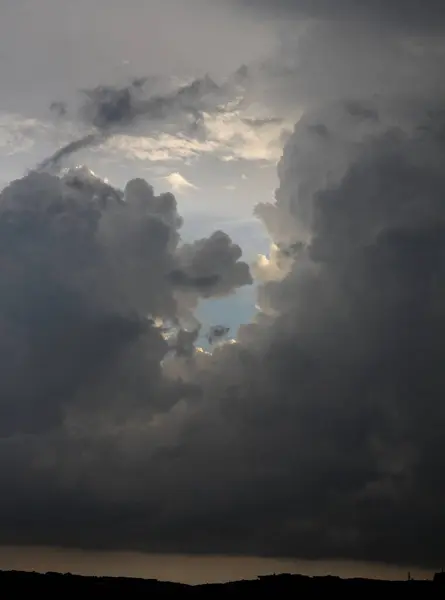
(1, 0, 445, 582)
(0, 546, 432, 584)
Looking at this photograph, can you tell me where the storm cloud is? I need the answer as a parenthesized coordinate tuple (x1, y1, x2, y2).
(1, 0, 445, 576)
(2, 98, 445, 569)
(0, 166, 250, 436)
(236, 0, 445, 32)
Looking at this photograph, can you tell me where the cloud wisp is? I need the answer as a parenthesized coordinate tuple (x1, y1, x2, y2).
(36, 76, 225, 172)
(34, 70, 291, 172)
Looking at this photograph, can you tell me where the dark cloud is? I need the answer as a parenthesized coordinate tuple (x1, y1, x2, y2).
(36, 134, 103, 173)
(169, 327, 201, 358)
(344, 101, 379, 121)
(158, 103, 445, 567)
(235, 0, 445, 32)
(225, 1, 445, 127)
(79, 75, 221, 130)
(207, 325, 230, 345)
(2, 0, 445, 574)
(168, 269, 220, 290)
(0, 166, 250, 437)
(2, 101, 445, 570)
(49, 101, 67, 118)
(174, 231, 253, 298)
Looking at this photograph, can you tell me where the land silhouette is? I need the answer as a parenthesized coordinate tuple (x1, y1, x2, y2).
(0, 568, 443, 595)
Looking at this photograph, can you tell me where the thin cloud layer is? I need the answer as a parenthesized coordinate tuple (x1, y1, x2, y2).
(38, 76, 226, 171)
(36, 74, 288, 171)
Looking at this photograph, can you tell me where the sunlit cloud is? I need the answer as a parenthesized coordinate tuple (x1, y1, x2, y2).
(105, 133, 218, 162)
(0, 112, 49, 156)
(0, 95, 292, 171)
(104, 107, 291, 164)
(201, 109, 289, 162)
(164, 171, 198, 193)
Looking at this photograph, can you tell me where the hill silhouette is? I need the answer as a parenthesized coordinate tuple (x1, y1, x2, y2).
(0, 568, 443, 595)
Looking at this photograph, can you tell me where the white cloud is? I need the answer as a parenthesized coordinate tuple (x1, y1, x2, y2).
(164, 172, 198, 193)
(201, 109, 290, 162)
(106, 133, 218, 162)
(0, 112, 48, 155)
(104, 107, 292, 165)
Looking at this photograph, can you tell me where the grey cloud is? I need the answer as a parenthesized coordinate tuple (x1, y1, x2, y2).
(307, 123, 330, 137)
(49, 101, 67, 118)
(3, 0, 445, 573)
(36, 134, 103, 173)
(39, 76, 224, 171)
(0, 168, 173, 435)
(241, 116, 284, 128)
(0, 0, 275, 117)
(4, 100, 445, 569)
(79, 75, 221, 131)
(207, 325, 230, 344)
(81, 84, 135, 128)
(174, 230, 253, 298)
(226, 7, 445, 126)
(0, 166, 249, 437)
(137, 102, 445, 567)
(216, 102, 445, 566)
(235, 0, 445, 32)
(169, 327, 201, 358)
(168, 269, 220, 290)
(344, 101, 379, 121)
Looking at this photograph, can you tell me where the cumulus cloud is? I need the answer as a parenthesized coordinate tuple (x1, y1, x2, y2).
(3, 0, 445, 575)
(238, 101, 445, 567)
(0, 166, 250, 437)
(5, 100, 445, 570)
(155, 101, 445, 567)
(207, 325, 230, 345)
(226, 0, 445, 128)
(174, 230, 252, 297)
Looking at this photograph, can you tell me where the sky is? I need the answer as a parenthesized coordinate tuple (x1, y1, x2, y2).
(0, 0, 445, 584)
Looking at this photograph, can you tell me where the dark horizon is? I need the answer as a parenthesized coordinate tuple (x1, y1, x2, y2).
(0, 546, 436, 585)
(0, 567, 443, 593)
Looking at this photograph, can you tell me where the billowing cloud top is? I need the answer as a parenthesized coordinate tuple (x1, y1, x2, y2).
(2, 96, 445, 569)
(2, 0, 445, 574)
(0, 166, 251, 436)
